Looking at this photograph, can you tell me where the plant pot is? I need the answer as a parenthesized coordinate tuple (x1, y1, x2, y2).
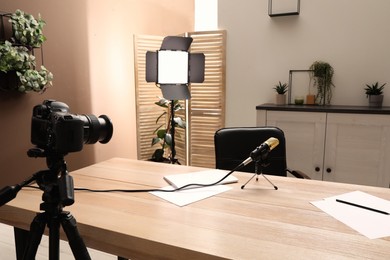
(275, 94, 286, 105)
(0, 71, 19, 91)
(368, 95, 384, 108)
(306, 94, 315, 105)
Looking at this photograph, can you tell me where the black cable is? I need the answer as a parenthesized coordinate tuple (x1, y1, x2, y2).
(23, 162, 244, 194)
(74, 164, 242, 194)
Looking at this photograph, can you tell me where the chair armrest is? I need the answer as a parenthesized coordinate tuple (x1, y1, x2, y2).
(286, 168, 311, 179)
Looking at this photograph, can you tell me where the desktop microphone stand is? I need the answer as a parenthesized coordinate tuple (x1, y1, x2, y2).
(14, 149, 91, 260)
(240, 159, 278, 190)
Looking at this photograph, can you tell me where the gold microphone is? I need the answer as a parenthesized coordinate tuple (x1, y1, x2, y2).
(241, 137, 279, 166)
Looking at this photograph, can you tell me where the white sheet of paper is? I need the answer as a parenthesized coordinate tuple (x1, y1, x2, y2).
(311, 191, 390, 239)
(150, 185, 232, 207)
(163, 169, 238, 188)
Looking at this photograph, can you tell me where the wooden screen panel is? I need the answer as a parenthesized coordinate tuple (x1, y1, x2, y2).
(188, 30, 226, 168)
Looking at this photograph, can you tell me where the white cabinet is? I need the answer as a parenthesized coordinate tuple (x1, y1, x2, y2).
(257, 109, 390, 187)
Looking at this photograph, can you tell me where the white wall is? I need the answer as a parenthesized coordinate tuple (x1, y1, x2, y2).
(219, 0, 390, 126)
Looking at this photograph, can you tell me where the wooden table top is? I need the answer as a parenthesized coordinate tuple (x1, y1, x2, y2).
(1, 157, 390, 259)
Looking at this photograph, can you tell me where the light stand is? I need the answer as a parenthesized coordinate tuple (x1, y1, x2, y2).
(145, 35, 205, 165)
(169, 99, 179, 164)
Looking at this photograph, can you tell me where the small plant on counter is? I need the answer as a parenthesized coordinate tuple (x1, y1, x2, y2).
(309, 61, 335, 105)
(364, 82, 386, 108)
(273, 81, 288, 94)
(364, 82, 386, 97)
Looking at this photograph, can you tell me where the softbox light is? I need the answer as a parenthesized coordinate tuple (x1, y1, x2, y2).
(145, 36, 205, 100)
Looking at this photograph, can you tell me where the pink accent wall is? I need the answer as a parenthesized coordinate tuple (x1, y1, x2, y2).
(0, 0, 194, 186)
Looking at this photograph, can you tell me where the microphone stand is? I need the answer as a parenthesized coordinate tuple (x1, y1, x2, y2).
(240, 156, 278, 190)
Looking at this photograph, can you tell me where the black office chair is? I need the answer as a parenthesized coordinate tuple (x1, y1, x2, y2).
(214, 127, 309, 186)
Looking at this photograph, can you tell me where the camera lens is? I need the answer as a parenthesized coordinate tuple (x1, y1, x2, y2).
(79, 114, 113, 144)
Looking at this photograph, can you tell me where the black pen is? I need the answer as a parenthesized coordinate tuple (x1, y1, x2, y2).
(336, 199, 390, 215)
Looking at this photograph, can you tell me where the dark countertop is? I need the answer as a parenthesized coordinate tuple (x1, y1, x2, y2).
(256, 103, 390, 115)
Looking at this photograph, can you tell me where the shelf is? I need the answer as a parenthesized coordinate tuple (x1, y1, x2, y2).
(256, 103, 390, 115)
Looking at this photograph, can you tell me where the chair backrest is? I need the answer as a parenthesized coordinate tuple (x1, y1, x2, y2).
(214, 127, 287, 177)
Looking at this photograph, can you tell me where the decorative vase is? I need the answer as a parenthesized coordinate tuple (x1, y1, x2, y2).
(368, 95, 384, 108)
(306, 94, 315, 105)
(275, 94, 286, 105)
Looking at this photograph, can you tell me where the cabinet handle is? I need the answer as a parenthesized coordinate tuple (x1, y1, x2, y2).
(315, 167, 320, 172)
(326, 168, 332, 173)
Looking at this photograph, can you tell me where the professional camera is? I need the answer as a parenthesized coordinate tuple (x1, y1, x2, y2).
(31, 100, 113, 154)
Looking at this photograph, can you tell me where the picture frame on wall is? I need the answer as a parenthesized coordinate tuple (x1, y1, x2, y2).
(268, 0, 300, 17)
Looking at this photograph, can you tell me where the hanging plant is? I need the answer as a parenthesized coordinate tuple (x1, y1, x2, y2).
(309, 61, 335, 105)
(0, 41, 34, 72)
(0, 9, 52, 93)
(17, 66, 53, 93)
(9, 9, 46, 47)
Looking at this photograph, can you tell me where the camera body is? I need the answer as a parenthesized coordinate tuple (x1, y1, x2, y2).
(31, 100, 113, 154)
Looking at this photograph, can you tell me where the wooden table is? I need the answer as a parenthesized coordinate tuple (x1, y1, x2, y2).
(1, 158, 390, 259)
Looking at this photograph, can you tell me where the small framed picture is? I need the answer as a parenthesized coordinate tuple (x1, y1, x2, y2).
(288, 70, 314, 105)
(268, 0, 300, 17)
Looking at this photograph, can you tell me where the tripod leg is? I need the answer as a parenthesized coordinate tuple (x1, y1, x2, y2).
(48, 214, 61, 260)
(14, 227, 29, 260)
(22, 213, 46, 260)
(241, 173, 257, 189)
(60, 212, 91, 260)
(261, 174, 278, 190)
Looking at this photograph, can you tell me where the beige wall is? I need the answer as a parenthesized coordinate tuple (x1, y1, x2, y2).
(0, 0, 194, 186)
(219, 0, 390, 126)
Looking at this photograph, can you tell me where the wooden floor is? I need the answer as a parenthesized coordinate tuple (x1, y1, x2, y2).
(0, 223, 117, 259)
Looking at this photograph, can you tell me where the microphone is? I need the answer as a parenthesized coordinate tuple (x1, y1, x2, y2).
(241, 137, 279, 167)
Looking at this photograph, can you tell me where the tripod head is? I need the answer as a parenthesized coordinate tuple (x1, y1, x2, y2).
(30, 147, 75, 208)
(0, 147, 74, 209)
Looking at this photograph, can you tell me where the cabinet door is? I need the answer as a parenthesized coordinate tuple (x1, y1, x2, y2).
(324, 113, 390, 187)
(265, 111, 327, 180)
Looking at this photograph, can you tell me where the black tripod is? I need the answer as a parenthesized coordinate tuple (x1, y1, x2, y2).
(240, 149, 278, 190)
(1, 149, 91, 260)
(240, 161, 278, 190)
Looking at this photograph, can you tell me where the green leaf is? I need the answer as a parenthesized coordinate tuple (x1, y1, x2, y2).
(156, 129, 166, 139)
(151, 137, 161, 146)
(174, 117, 186, 128)
(164, 133, 172, 146)
(155, 98, 169, 108)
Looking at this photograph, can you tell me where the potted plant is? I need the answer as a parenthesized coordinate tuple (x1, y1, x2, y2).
(151, 97, 186, 162)
(17, 66, 53, 92)
(309, 61, 335, 105)
(9, 9, 46, 48)
(273, 81, 288, 105)
(0, 9, 52, 93)
(364, 82, 386, 108)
